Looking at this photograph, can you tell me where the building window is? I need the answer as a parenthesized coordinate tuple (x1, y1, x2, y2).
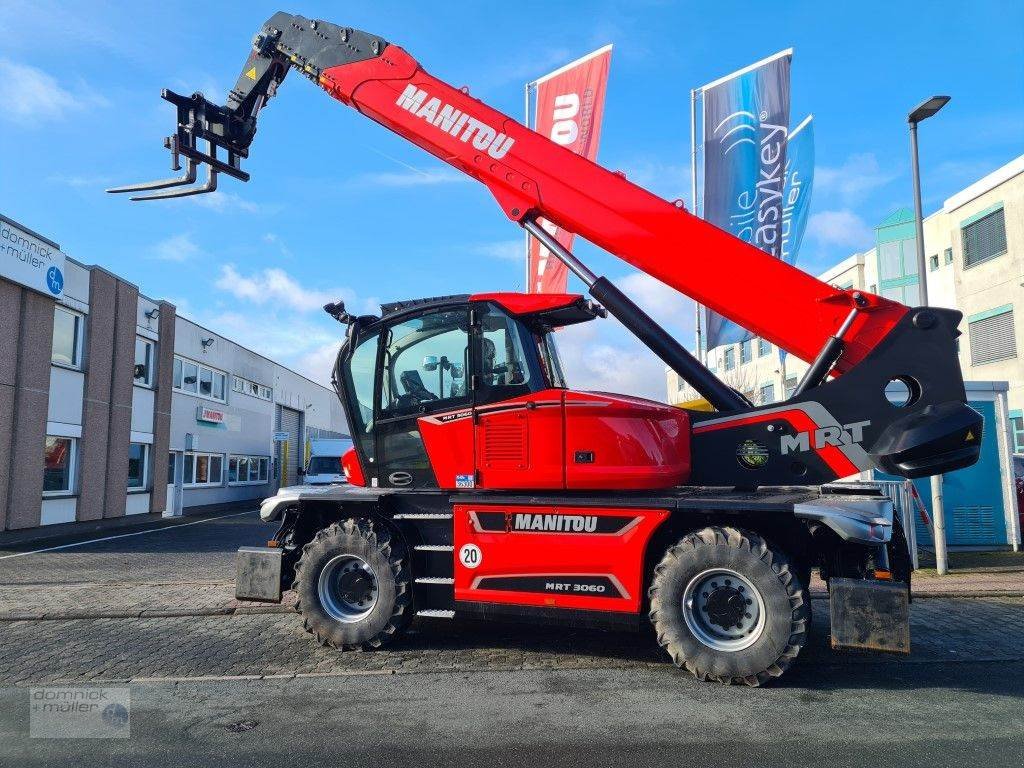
(740, 340, 752, 364)
(52, 307, 83, 368)
(929, 254, 939, 271)
(134, 338, 154, 386)
(757, 338, 771, 357)
(232, 375, 273, 401)
(182, 452, 223, 487)
(167, 452, 176, 483)
(962, 206, 1007, 268)
(1010, 413, 1024, 453)
(228, 455, 270, 485)
(968, 307, 1016, 365)
(127, 443, 149, 490)
(43, 436, 75, 495)
(723, 348, 735, 371)
(759, 383, 775, 405)
(943, 247, 953, 265)
(784, 376, 798, 399)
(173, 356, 226, 402)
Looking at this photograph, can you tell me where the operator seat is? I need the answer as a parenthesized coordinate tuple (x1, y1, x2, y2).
(398, 370, 438, 407)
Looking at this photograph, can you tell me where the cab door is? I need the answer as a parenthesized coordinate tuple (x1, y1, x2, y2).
(374, 307, 472, 488)
(472, 304, 564, 490)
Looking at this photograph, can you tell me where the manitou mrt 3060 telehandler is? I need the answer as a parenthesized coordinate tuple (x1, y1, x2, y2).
(111, 12, 983, 685)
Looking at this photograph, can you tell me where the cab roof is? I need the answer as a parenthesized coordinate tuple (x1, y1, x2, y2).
(377, 292, 602, 328)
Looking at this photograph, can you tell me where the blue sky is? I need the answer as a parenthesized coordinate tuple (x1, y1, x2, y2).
(2, 0, 1022, 400)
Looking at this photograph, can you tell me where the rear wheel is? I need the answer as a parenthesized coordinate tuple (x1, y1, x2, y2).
(294, 518, 411, 649)
(648, 526, 809, 686)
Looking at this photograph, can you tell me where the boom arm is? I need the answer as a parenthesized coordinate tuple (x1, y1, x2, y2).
(110, 11, 903, 371)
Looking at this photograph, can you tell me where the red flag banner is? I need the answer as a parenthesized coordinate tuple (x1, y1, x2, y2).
(527, 45, 612, 294)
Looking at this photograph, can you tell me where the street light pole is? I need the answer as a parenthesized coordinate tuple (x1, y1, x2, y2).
(908, 95, 950, 575)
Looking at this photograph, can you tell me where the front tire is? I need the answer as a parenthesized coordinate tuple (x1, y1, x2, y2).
(294, 518, 411, 649)
(648, 526, 809, 686)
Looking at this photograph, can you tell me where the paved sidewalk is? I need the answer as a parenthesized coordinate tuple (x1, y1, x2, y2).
(0, 580, 296, 621)
(1, 596, 1022, 686)
(3, 571, 1021, 622)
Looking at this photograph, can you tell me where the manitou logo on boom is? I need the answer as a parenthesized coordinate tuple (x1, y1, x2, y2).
(395, 85, 514, 159)
(780, 420, 871, 455)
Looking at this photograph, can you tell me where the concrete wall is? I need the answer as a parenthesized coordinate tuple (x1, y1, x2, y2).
(945, 159, 1024, 415)
(149, 301, 176, 514)
(0, 279, 54, 529)
(76, 269, 115, 522)
(101, 280, 139, 519)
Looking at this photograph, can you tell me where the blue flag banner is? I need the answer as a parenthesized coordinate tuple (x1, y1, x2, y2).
(699, 49, 792, 350)
(777, 114, 813, 369)
(780, 115, 814, 267)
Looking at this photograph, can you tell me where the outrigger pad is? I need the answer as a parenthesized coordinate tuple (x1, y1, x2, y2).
(235, 546, 283, 603)
(829, 578, 910, 654)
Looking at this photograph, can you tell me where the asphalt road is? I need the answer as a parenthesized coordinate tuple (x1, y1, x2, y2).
(1, 510, 1022, 766)
(3, 661, 1022, 767)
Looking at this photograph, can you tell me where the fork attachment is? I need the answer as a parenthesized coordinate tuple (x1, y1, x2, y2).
(108, 12, 388, 201)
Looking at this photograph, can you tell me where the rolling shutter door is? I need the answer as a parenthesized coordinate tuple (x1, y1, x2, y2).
(969, 309, 1016, 365)
(276, 406, 302, 486)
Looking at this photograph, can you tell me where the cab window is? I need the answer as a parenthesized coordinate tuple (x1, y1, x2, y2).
(379, 309, 470, 417)
(535, 331, 567, 389)
(343, 328, 380, 460)
(478, 309, 533, 403)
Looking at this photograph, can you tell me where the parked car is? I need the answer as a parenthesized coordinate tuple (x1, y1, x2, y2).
(300, 438, 353, 485)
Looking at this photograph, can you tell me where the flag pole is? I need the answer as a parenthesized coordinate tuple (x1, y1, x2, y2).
(690, 87, 703, 365)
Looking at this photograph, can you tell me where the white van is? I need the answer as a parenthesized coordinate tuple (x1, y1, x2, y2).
(301, 438, 353, 485)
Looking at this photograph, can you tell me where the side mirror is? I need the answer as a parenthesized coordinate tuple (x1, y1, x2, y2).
(422, 355, 439, 371)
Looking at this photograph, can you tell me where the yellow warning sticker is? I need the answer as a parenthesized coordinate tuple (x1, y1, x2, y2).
(965, 430, 975, 442)
(245, 67, 257, 81)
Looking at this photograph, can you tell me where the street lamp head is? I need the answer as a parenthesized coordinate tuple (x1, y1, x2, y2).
(909, 95, 950, 124)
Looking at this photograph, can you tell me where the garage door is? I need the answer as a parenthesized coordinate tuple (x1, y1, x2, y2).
(276, 406, 302, 487)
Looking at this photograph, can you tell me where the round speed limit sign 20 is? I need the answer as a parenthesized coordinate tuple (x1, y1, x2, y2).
(458, 543, 482, 569)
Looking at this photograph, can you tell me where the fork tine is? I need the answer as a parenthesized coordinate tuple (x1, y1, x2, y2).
(106, 160, 198, 193)
(129, 167, 218, 202)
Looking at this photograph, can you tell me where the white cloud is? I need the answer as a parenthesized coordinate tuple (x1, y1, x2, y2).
(149, 233, 202, 262)
(187, 191, 263, 214)
(815, 153, 897, 204)
(47, 173, 112, 188)
(475, 47, 572, 91)
(806, 209, 873, 249)
(262, 232, 294, 259)
(472, 240, 524, 261)
(294, 341, 345, 387)
(215, 265, 378, 316)
(614, 158, 691, 204)
(351, 168, 468, 189)
(555, 322, 668, 402)
(0, 59, 107, 123)
(196, 310, 343, 386)
(616, 272, 693, 335)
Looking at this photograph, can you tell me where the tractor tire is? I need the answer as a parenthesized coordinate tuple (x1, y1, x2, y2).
(294, 518, 411, 650)
(648, 526, 810, 686)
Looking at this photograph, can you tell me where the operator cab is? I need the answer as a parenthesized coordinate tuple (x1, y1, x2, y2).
(333, 292, 691, 491)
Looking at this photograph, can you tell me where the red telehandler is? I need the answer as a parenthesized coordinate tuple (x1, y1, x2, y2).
(110, 12, 982, 685)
